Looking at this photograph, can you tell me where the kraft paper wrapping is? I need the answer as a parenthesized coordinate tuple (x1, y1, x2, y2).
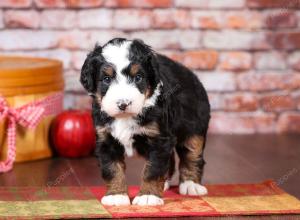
(0, 92, 59, 163)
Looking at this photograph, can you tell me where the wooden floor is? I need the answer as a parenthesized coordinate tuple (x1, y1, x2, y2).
(1, 134, 299, 220)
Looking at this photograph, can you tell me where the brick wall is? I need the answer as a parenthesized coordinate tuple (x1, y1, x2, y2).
(0, 0, 300, 134)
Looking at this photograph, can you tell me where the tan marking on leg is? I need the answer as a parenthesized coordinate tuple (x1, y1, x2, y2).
(185, 135, 204, 159)
(141, 122, 160, 137)
(96, 126, 108, 142)
(179, 135, 205, 183)
(139, 162, 165, 197)
(106, 161, 127, 195)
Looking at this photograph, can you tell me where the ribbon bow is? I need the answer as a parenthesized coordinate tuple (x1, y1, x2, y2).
(0, 96, 45, 173)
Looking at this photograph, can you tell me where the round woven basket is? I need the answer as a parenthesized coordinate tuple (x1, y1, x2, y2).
(0, 56, 64, 163)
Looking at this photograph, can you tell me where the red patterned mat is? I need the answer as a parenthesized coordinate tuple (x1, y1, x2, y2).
(0, 181, 299, 219)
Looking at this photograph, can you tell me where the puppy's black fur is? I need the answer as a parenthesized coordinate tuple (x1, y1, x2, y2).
(80, 38, 210, 200)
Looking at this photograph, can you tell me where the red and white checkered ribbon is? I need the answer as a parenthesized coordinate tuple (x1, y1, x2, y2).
(0, 92, 63, 173)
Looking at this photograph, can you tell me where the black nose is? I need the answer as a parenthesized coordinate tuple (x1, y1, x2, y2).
(118, 103, 128, 111)
(117, 100, 132, 111)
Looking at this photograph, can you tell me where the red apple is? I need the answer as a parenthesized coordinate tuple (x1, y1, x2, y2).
(51, 110, 96, 158)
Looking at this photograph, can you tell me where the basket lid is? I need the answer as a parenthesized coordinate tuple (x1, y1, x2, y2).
(0, 56, 62, 78)
(0, 81, 64, 97)
(0, 56, 64, 96)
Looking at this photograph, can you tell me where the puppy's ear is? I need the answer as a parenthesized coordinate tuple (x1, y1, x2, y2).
(80, 45, 102, 93)
(131, 39, 152, 58)
(149, 53, 160, 86)
(130, 39, 160, 86)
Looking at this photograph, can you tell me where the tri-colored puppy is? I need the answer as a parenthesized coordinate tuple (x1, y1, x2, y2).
(80, 38, 210, 206)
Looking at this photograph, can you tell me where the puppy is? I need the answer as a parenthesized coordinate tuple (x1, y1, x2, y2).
(80, 38, 210, 206)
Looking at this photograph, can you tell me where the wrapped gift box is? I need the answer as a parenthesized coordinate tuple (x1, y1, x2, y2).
(0, 56, 64, 172)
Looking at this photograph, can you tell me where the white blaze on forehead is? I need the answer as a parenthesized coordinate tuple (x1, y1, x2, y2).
(101, 40, 146, 117)
(100, 40, 162, 119)
(102, 40, 132, 73)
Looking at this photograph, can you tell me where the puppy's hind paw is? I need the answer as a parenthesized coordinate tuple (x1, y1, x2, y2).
(132, 195, 164, 206)
(179, 180, 207, 196)
(101, 194, 130, 206)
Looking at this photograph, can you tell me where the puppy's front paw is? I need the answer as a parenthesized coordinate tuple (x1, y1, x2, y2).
(132, 195, 164, 206)
(164, 180, 170, 191)
(179, 180, 208, 196)
(101, 194, 130, 206)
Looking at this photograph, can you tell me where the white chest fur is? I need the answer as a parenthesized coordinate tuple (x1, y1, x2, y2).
(110, 118, 139, 157)
(109, 118, 160, 157)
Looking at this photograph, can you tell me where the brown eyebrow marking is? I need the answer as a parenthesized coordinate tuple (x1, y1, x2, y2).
(130, 64, 140, 76)
(103, 66, 114, 77)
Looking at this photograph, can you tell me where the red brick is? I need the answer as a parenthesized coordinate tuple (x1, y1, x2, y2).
(196, 72, 236, 92)
(64, 93, 92, 110)
(4, 10, 39, 29)
(219, 52, 252, 71)
(58, 30, 89, 49)
(105, 0, 172, 8)
(260, 94, 296, 112)
(208, 93, 259, 112)
(247, 0, 300, 8)
(183, 50, 218, 70)
(60, 30, 128, 50)
(72, 50, 87, 70)
(175, 0, 207, 8)
(35, 0, 103, 8)
(65, 74, 83, 91)
(209, 113, 276, 134)
(113, 10, 152, 30)
(238, 73, 300, 91)
(277, 112, 300, 133)
(178, 31, 202, 49)
(209, 0, 245, 9)
(208, 93, 224, 110)
(225, 12, 247, 29)
(159, 50, 183, 63)
(41, 10, 76, 29)
(191, 11, 221, 29)
(0, 11, 3, 28)
(175, 0, 245, 9)
(152, 9, 191, 29)
(269, 32, 300, 50)
(293, 92, 300, 109)
(78, 9, 113, 29)
(152, 10, 175, 29)
(223, 93, 258, 111)
(265, 11, 297, 29)
(131, 30, 201, 49)
(203, 30, 271, 50)
(254, 52, 286, 70)
(288, 52, 300, 70)
(290, 73, 300, 89)
(173, 10, 191, 28)
(0, 30, 58, 50)
(0, 0, 32, 8)
(225, 11, 263, 29)
(3, 49, 71, 69)
(131, 31, 180, 50)
(89, 30, 129, 47)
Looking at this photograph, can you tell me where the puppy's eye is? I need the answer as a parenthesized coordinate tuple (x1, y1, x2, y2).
(134, 74, 143, 83)
(103, 76, 111, 84)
